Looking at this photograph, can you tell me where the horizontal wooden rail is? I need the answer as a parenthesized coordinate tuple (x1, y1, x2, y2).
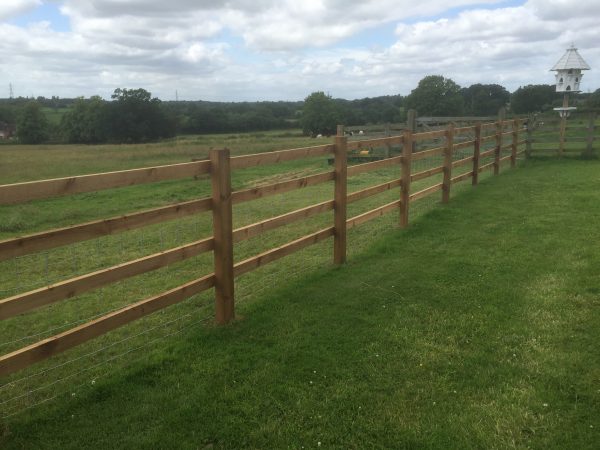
(501, 131, 514, 138)
(517, 139, 527, 146)
(347, 155, 402, 177)
(479, 148, 496, 158)
(478, 162, 495, 172)
(231, 171, 334, 204)
(230, 144, 334, 170)
(453, 126, 475, 134)
(413, 130, 447, 141)
(0, 274, 216, 376)
(481, 135, 497, 143)
(347, 179, 402, 203)
(0, 161, 212, 205)
(409, 183, 443, 202)
(411, 166, 444, 182)
(412, 146, 445, 161)
(233, 227, 334, 277)
(346, 136, 403, 151)
(451, 156, 474, 168)
(451, 171, 473, 184)
(232, 201, 334, 243)
(346, 200, 400, 230)
(0, 197, 212, 261)
(499, 155, 512, 163)
(453, 140, 475, 151)
(0, 237, 214, 320)
(481, 122, 497, 130)
(501, 143, 514, 151)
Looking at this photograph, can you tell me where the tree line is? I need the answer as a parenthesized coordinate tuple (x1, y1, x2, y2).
(2, 77, 600, 144)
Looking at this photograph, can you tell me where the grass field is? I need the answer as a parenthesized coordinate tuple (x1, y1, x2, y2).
(1, 133, 598, 448)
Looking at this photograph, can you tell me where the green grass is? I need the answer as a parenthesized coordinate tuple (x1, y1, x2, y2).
(1, 157, 599, 448)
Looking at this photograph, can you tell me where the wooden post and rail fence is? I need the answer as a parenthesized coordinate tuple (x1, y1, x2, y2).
(0, 113, 527, 377)
(525, 111, 599, 158)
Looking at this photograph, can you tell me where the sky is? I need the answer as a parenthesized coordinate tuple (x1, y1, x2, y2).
(1, 0, 599, 102)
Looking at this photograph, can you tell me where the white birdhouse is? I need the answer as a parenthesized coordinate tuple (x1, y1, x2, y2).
(551, 45, 590, 93)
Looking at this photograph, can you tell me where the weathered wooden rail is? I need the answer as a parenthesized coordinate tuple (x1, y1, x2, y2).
(526, 112, 598, 158)
(0, 115, 525, 376)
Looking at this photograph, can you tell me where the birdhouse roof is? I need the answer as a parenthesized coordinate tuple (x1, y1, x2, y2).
(551, 46, 591, 71)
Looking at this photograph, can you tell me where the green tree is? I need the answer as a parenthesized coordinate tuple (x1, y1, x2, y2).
(300, 91, 340, 136)
(510, 84, 556, 114)
(405, 75, 464, 116)
(60, 96, 107, 144)
(461, 84, 510, 116)
(105, 88, 176, 143)
(16, 101, 49, 144)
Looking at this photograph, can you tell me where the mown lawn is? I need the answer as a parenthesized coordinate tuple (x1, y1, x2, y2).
(1, 158, 598, 449)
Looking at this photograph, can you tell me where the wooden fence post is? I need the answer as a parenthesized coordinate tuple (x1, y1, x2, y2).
(442, 122, 454, 203)
(210, 148, 235, 325)
(472, 122, 481, 186)
(511, 118, 519, 168)
(584, 112, 596, 158)
(334, 125, 347, 264)
(559, 94, 568, 158)
(400, 110, 416, 228)
(494, 108, 505, 175)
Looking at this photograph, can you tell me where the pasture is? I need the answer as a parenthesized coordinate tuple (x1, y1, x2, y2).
(0, 131, 598, 448)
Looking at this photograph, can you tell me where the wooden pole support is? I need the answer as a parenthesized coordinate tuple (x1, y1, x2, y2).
(210, 148, 235, 325)
(585, 112, 596, 158)
(400, 110, 416, 228)
(334, 126, 347, 264)
(495, 108, 505, 175)
(559, 94, 568, 157)
(442, 122, 454, 203)
(511, 119, 519, 168)
(472, 122, 481, 185)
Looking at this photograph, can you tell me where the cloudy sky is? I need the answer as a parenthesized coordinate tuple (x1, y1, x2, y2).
(1, 0, 599, 101)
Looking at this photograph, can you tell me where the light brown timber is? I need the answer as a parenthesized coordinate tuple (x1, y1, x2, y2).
(210, 149, 235, 325)
(400, 112, 415, 228)
(0, 160, 211, 205)
(347, 179, 402, 203)
(411, 166, 444, 182)
(346, 200, 400, 230)
(0, 237, 214, 320)
(472, 122, 482, 185)
(451, 171, 474, 184)
(409, 183, 443, 202)
(0, 197, 212, 261)
(451, 156, 474, 169)
(230, 144, 334, 170)
(231, 171, 334, 204)
(346, 155, 402, 177)
(0, 274, 216, 377)
(334, 132, 348, 265)
(232, 201, 334, 243)
(233, 227, 334, 278)
(412, 146, 444, 161)
(442, 123, 454, 203)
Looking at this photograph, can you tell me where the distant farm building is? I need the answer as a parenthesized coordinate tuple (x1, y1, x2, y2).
(0, 122, 15, 140)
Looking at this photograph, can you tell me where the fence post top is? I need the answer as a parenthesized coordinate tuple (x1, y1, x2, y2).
(336, 125, 345, 136)
(210, 147, 230, 156)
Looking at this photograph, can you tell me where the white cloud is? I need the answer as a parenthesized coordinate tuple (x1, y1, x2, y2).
(0, 0, 41, 20)
(1, 0, 600, 100)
